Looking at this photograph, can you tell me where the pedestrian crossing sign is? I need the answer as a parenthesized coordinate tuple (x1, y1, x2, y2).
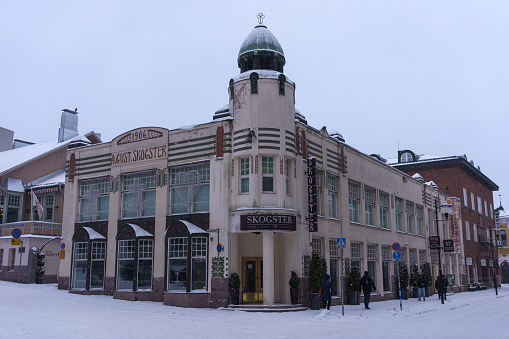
(337, 238, 346, 248)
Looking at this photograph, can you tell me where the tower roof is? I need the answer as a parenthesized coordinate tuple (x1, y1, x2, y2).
(237, 15, 286, 73)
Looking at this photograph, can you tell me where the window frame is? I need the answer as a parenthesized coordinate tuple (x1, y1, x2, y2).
(395, 198, 403, 232)
(122, 171, 157, 219)
(379, 191, 389, 229)
(239, 157, 250, 194)
(348, 181, 360, 223)
(79, 177, 111, 222)
(170, 163, 210, 214)
(364, 186, 375, 226)
(326, 173, 338, 219)
(261, 156, 275, 193)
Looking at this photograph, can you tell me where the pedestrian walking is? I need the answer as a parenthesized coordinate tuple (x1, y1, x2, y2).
(320, 273, 336, 310)
(359, 271, 376, 309)
(417, 274, 426, 301)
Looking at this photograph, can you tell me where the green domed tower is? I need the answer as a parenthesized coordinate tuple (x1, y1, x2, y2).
(237, 16, 286, 73)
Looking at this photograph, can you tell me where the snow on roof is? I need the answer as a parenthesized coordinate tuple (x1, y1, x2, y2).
(82, 227, 106, 240)
(0, 133, 96, 176)
(126, 223, 153, 237)
(27, 169, 66, 189)
(179, 220, 207, 234)
(232, 69, 295, 86)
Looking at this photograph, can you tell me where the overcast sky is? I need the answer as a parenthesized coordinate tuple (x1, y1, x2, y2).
(2, 1, 508, 209)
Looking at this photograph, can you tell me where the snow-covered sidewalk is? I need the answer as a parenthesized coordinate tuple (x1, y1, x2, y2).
(1, 281, 508, 339)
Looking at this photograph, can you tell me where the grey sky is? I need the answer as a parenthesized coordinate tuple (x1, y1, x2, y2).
(2, 1, 508, 209)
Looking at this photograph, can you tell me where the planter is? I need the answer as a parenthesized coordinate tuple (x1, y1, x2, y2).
(347, 291, 360, 305)
(230, 288, 240, 305)
(399, 288, 408, 300)
(309, 293, 322, 310)
(412, 287, 419, 298)
(290, 287, 299, 304)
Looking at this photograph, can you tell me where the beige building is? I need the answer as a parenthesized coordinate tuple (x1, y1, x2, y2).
(58, 20, 463, 307)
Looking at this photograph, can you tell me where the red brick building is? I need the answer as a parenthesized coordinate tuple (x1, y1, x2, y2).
(391, 150, 499, 286)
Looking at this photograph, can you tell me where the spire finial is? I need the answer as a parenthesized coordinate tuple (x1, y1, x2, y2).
(257, 13, 265, 25)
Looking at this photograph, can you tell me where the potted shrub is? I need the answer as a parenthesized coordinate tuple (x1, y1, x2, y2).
(289, 271, 299, 304)
(398, 262, 409, 300)
(421, 262, 432, 297)
(410, 264, 419, 298)
(229, 273, 240, 305)
(347, 266, 361, 305)
(308, 252, 327, 310)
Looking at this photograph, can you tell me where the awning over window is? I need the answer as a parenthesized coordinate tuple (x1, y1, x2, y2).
(126, 223, 153, 237)
(82, 227, 106, 240)
(179, 220, 207, 234)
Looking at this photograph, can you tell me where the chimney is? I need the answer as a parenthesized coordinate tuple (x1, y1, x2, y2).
(58, 108, 79, 142)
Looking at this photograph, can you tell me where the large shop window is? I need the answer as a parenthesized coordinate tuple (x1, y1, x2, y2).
(167, 236, 208, 292)
(348, 181, 359, 223)
(122, 172, 156, 218)
(71, 227, 106, 290)
(117, 238, 154, 290)
(116, 224, 154, 291)
(170, 163, 210, 214)
(79, 178, 110, 222)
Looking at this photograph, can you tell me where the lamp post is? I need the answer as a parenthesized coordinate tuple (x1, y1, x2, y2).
(434, 199, 452, 305)
(490, 228, 498, 296)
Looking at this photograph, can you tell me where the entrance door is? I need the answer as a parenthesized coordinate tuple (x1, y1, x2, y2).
(242, 257, 263, 303)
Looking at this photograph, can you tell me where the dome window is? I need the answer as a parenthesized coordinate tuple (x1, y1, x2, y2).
(250, 72, 259, 94)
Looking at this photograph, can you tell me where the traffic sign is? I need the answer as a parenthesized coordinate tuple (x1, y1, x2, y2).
(392, 242, 400, 251)
(337, 238, 347, 248)
(61, 243, 65, 250)
(11, 238, 21, 245)
(393, 251, 401, 260)
(60, 250, 65, 259)
(12, 228, 21, 239)
(217, 244, 222, 253)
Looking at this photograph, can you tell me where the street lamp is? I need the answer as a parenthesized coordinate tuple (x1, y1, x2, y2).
(434, 199, 452, 304)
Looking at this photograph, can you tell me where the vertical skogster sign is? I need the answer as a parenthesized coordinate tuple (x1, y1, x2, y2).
(306, 157, 318, 232)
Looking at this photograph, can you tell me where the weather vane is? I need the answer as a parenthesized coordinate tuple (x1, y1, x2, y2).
(257, 13, 265, 25)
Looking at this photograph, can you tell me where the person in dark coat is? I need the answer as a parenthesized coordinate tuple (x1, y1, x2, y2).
(320, 273, 336, 310)
(435, 275, 449, 300)
(417, 274, 426, 301)
(359, 271, 376, 309)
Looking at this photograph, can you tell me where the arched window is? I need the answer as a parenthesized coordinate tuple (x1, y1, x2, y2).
(400, 152, 414, 163)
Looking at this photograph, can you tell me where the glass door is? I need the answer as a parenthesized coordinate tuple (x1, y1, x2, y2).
(242, 257, 263, 303)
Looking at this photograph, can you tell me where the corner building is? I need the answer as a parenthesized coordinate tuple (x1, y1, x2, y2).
(59, 21, 454, 307)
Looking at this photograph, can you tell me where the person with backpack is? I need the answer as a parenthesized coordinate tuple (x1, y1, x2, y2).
(359, 271, 376, 309)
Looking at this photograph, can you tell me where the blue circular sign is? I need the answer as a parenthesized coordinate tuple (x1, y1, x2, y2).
(12, 228, 21, 239)
(217, 244, 222, 253)
(392, 242, 400, 251)
(61, 243, 65, 250)
(393, 251, 402, 260)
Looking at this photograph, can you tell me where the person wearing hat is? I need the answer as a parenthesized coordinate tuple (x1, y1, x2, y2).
(359, 271, 376, 309)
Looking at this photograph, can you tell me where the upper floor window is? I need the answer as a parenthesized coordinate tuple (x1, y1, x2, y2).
(477, 197, 482, 215)
(79, 178, 110, 222)
(471, 193, 475, 210)
(484, 200, 488, 217)
(395, 198, 403, 232)
(312, 237, 323, 256)
(406, 201, 414, 233)
(122, 171, 156, 218)
(463, 188, 468, 207)
(400, 152, 414, 163)
(379, 191, 389, 229)
(348, 181, 360, 223)
(326, 173, 338, 218)
(32, 193, 55, 222)
(465, 221, 470, 240)
(5, 194, 22, 223)
(170, 163, 210, 214)
(285, 159, 292, 196)
(240, 157, 249, 194)
(473, 224, 478, 242)
(416, 205, 423, 235)
(262, 156, 274, 193)
(365, 186, 375, 226)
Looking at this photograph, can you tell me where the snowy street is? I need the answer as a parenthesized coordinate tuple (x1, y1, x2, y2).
(1, 281, 508, 339)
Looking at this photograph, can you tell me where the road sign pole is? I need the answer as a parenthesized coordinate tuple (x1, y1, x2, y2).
(18, 239, 23, 284)
(341, 246, 344, 316)
(397, 260, 402, 311)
